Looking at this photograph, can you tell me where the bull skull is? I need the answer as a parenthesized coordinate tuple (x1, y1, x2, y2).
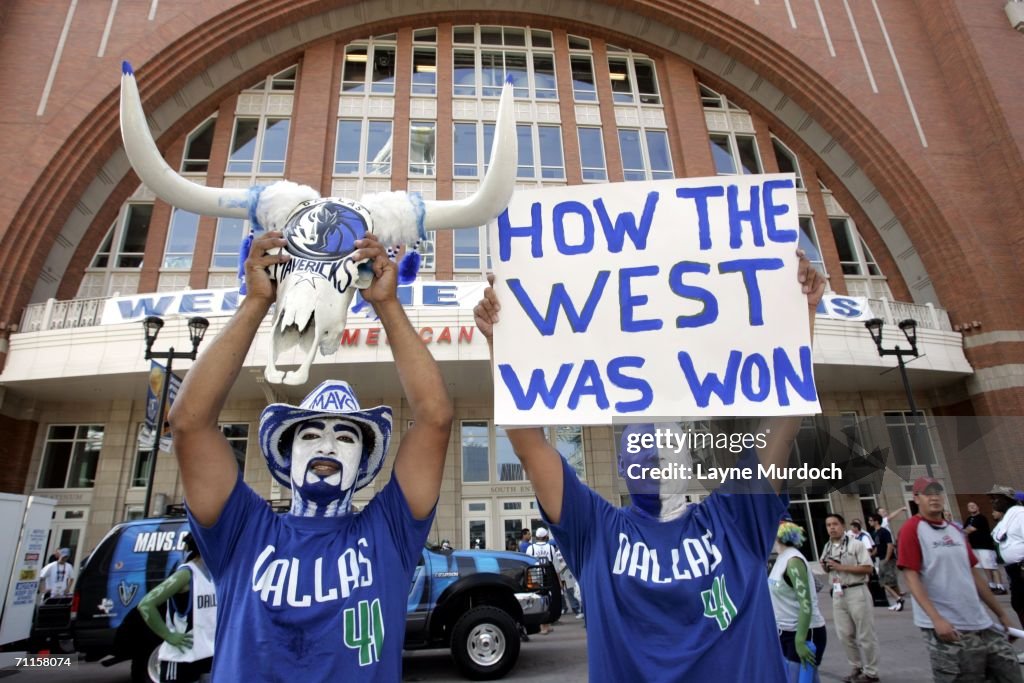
(120, 62, 517, 385)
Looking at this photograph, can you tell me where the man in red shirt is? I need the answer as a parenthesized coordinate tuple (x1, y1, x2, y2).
(897, 476, 1020, 682)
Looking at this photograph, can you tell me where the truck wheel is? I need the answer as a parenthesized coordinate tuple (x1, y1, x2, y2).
(450, 606, 520, 680)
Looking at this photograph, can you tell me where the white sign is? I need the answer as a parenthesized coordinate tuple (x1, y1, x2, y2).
(490, 174, 821, 425)
(0, 495, 55, 645)
(101, 281, 488, 325)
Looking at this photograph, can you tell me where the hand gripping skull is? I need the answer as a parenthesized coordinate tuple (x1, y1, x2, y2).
(120, 62, 517, 384)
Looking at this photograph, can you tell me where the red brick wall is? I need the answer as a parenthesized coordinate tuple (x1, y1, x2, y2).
(0, 414, 38, 493)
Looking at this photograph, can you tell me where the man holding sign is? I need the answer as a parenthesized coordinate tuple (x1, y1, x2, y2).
(474, 238, 826, 682)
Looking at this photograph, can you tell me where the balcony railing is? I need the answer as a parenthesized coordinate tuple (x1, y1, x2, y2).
(17, 292, 954, 335)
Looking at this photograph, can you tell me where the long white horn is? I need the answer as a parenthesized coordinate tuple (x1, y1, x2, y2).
(422, 76, 517, 231)
(120, 62, 250, 218)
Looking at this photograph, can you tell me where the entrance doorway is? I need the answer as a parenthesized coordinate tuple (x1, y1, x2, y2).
(499, 499, 543, 553)
(45, 507, 88, 569)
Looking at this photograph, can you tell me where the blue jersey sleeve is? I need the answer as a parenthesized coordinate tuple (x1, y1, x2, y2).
(705, 450, 787, 560)
(541, 456, 612, 577)
(185, 471, 272, 579)
(365, 476, 435, 574)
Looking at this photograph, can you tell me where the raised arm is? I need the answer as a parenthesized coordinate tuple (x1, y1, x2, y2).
(474, 275, 565, 523)
(756, 249, 826, 493)
(357, 239, 452, 520)
(168, 231, 288, 526)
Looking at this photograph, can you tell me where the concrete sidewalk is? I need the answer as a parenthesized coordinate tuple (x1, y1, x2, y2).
(816, 591, 1023, 682)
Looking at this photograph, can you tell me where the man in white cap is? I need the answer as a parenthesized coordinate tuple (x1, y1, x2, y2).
(168, 232, 453, 680)
(527, 528, 557, 634)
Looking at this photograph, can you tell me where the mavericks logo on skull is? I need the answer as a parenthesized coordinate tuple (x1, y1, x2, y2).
(284, 198, 372, 262)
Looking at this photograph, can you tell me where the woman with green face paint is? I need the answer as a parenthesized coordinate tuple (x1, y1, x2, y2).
(769, 521, 827, 683)
(137, 535, 215, 682)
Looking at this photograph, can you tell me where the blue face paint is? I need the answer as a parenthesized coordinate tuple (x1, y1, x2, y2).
(617, 423, 692, 521)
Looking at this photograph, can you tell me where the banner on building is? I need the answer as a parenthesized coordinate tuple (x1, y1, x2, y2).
(101, 281, 489, 325)
(138, 362, 181, 452)
(490, 173, 822, 425)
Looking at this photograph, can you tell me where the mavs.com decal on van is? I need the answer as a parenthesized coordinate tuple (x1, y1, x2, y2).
(91, 520, 188, 627)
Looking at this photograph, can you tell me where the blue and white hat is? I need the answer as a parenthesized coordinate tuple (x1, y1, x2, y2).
(258, 380, 392, 490)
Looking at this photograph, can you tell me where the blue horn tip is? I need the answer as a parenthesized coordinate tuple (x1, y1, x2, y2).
(122, 61, 134, 76)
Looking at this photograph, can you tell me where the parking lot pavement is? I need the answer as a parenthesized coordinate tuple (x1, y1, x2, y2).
(5, 596, 1024, 682)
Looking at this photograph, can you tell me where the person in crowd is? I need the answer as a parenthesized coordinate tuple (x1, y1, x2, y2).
(867, 514, 903, 611)
(168, 232, 452, 680)
(876, 507, 906, 533)
(472, 250, 826, 681)
(822, 513, 880, 683)
(38, 548, 74, 599)
(137, 534, 215, 683)
(899, 477, 1021, 682)
(849, 520, 875, 554)
(518, 528, 532, 553)
(527, 528, 558, 634)
(963, 501, 1005, 594)
(769, 520, 827, 682)
(990, 484, 1024, 628)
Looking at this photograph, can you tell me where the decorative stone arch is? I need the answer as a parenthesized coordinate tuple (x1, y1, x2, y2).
(3, 0, 964, 329)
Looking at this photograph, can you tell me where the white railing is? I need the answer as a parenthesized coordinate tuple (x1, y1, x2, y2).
(867, 298, 952, 332)
(19, 297, 108, 332)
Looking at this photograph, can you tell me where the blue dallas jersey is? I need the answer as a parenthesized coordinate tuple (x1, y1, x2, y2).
(187, 473, 432, 682)
(546, 456, 788, 682)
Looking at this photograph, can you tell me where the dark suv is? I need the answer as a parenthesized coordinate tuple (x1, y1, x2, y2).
(73, 516, 560, 681)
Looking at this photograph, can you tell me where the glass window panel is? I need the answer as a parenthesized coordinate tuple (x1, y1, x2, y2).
(578, 127, 607, 181)
(132, 447, 153, 488)
(453, 122, 478, 177)
(709, 134, 736, 175)
(342, 46, 368, 92)
(469, 521, 486, 549)
(92, 226, 114, 268)
(830, 218, 861, 275)
(119, 204, 152, 267)
(619, 129, 645, 180)
(480, 51, 505, 97)
(163, 210, 200, 269)
(504, 27, 526, 47)
(227, 118, 259, 173)
(634, 59, 660, 104)
(412, 48, 437, 95)
(505, 51, 529, 98)
(772, 138, 802, 188)
(453, 26, 475, 44)
(67, 441, 99, 488)
(270, 66, 297, 91)
(608, 58, 633, 103)
(516, 124, 534, 179)
(538, 125, 564, 179)
(461, 421, 489, 482)
(409, 121, 436, 176)
(645, 130, 672, 178)
(531, 29, 552, 48)
(496, 427, 524, 481)
(365, 120, 393, 175)
(258, 118, 290, 174)
(370, 46, 396, 94)
(480, 26, 502, 45)
(413, 28, 436, 42)
(860, 239, 882, 276)
(453, 50, 477, 96)
(213, 217, 245, 269)
(798, 216, 825, 274)
(468, 502, 486, 512)
(532, 54, 556, 100)
(570, 56, 596, 102)
(454, 228, 481, 270)
(554, 426, 585, 478)
(38, 441, 73, 488)
(221, 423, 248, 471)
(736, 135, 762, 174)
(49, 425, 76, 440)
(182, 118, 215, 173)
(483, 123, 495, 168)
(568, 35, 590, 50)
(335, 120, 363, 175)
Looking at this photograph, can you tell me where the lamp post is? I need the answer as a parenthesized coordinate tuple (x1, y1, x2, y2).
(141, 315, 209, 516)
(864, 317, 933, 477)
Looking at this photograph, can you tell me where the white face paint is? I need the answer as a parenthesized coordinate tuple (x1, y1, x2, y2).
(290, 418, 363, 495)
